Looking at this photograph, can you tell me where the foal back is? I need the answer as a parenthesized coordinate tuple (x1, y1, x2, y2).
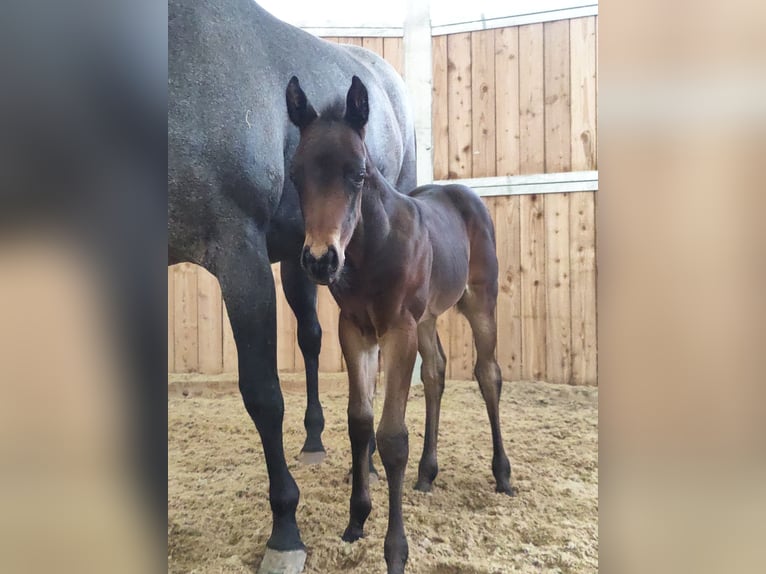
(409, 183, 499, 316)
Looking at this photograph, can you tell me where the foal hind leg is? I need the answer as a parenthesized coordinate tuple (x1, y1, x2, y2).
(414, 316, 447, 492)
(281, 259, 326, 463)
(458, 288, 514, 495)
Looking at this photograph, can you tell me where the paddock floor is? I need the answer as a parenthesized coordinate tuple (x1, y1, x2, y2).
(168, 374, 598, 573)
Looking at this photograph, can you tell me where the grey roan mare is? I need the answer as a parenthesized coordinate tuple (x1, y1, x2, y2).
(168, 0, 415, 570)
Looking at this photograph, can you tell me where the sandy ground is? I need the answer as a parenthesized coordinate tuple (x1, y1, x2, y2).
(168, 376, 598, 573)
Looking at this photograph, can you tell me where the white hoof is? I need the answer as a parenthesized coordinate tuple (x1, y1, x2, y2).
(258, 548, 307, 574)
(297, 450, 327, 465)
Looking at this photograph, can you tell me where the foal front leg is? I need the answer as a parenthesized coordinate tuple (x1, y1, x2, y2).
(339, 313, 379, 541)
(377, 316, 418, 574)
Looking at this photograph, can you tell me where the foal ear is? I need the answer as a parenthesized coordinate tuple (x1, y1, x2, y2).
(344, 75, 369, 134)
(286, 76, 318, 131)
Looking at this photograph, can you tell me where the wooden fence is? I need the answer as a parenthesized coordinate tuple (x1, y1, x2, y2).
(168, 16, 597, 385)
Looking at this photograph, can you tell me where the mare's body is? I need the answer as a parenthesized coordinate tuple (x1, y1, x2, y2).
(169, 1, 415, 565)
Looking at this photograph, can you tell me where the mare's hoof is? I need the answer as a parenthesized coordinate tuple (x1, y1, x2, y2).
(413, 480, 433, 493)
(297, 449, 327, 465)
(258, 548, 306, 574)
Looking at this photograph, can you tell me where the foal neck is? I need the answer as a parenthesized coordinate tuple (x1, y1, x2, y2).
(346, 148, 408, 265)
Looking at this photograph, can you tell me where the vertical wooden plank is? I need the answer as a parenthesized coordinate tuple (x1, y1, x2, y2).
(495, 26, 520, 176)
(570, 17, 597, 172)
(494, 27, 522, 382)
(519, 23, 546, 381)
(569, 193, 596, 385)
(432, 33, 451, 369)
(495, 196, 522, 381)
(339, 37, 363, 47)
(167, 267, 174, 372)
(431, 35, 449, 180)
(273, 264, 297, 374)
(519, 24, 545, 175)
(317, 286, 342, 373)
(570, 16, 598, 385)
(197, 267, 223, 374)
(544, 20, 572, 384)
(471, 30, 496, 178)
(471, 30, 496, 177)
(447, 31, 474, 380)
(447, 32, 472, 179)
(173, 263, 198, 373)
(520, 195, 546, 381)
(362, 36, 385, 58)
(322, 37, 339, 44)
(222, 297, 238, 374)
(383, 37, 404, 77)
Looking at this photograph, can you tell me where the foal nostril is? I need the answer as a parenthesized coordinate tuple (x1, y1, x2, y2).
(301, 246, 312, 270)
(326, 246, 339, 273)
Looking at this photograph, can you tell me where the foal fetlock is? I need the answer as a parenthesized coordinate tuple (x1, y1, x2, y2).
(414, 455, 438, 492)
(301, 404, 325, 454)
(493, 452, 514, 495)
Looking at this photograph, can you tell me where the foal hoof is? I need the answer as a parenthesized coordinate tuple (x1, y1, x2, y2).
(496, 482, 517, 496)
(258, 548, 306, 574)
(297, 449, 327, 465)
(341, 525, 364, 543)
(345, 467, 380, 484)
(413, 480, 433, 493)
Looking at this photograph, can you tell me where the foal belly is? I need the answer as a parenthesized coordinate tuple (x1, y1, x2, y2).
(426, 247, 470, 318)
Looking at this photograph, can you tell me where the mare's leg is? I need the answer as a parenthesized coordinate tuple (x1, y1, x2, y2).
(377, 316, 418, 574)
(338, 313, 379, 542)
(281, 259, 325, 462)
(414, 316, 447, 492)
(458, 286, 514, 495)
(217, 233, 305, 567)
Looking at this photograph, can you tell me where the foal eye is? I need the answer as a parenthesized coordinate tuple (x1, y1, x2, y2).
(349, 172, 365, 185)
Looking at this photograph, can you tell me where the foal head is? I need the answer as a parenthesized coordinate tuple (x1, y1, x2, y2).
(286, 75, 370, 285)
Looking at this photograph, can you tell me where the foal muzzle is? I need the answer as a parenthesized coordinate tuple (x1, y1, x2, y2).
(301, 245, 340, 285)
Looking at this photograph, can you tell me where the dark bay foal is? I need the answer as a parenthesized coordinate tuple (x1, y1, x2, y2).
(286, 75, 514, 573)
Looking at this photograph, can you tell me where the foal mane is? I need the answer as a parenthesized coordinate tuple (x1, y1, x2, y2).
(317, 100, 347, 123)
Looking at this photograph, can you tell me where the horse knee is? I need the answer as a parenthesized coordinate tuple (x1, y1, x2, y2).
(376, 428, 409, 470)
(348, 411, 374, 449)
(297, 317, 321, 357)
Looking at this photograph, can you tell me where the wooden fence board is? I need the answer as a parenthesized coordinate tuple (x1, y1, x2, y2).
(431, 34, 449, 180)
(447, 31, 474, 380)
(544, 20, 572, 384)
(495, 196, 522, 381)
(338, 37, 363, 47)
(273, 264, 297, 373)
(519, 23, 545, 175)
(569, 193, 597, 384)
(569, 17, 598, 384)
(495, 26, 520, 177)
(316, 286, 342, 373)
(519, 23, 546, 381)
(362, 36, 385, 57)
(471, 30, 496, 178)
(222, 296, 238, 374)
(167, 267, 174, 372)
(197, 267, 223, 374)
(173, 263, 198, 373)
(383, 37, 404, 77)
